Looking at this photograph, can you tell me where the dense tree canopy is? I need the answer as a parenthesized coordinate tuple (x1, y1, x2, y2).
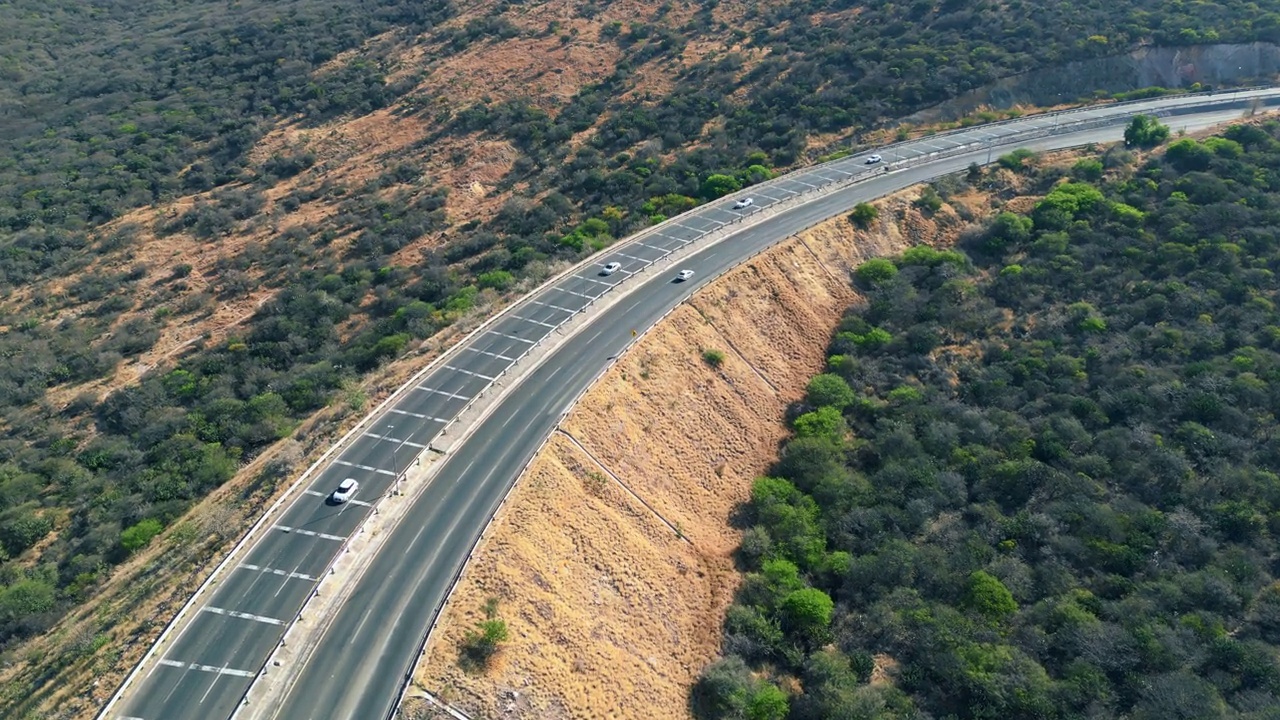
(699, 122, 1280, 718)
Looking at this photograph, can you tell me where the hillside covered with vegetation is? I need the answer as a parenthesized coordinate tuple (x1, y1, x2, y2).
(1, 0, 1279, 708)
(696, 122, 1280, 719)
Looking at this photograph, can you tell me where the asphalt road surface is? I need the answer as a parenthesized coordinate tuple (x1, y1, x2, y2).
(114, 89, 1280, 720)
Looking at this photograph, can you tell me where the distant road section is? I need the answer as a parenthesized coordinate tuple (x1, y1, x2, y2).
(109, 87, 1280, 720)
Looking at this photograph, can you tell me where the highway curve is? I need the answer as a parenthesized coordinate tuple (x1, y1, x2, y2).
(110, 90, 1280, 720)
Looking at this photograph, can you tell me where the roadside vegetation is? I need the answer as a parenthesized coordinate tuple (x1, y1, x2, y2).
(458, 597, 509, 672)
(0, 0, 1278, 708)
(697, 121, 1280, 718)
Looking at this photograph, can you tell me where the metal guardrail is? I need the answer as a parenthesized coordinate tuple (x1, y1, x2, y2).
(848, 85, 1274, 161)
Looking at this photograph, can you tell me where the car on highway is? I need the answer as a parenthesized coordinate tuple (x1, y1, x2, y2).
(675, 269, 694, 282)
(600, 262, 622, 276)
(733, 197, 754, 209)
(866, 154, 883, 164)
(330, 478, 359, 504)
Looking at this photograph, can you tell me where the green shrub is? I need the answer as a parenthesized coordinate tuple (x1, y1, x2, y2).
(913, 186, 943, 213)
(805, 374, 855, 409)
(998, 148, 1037, 171)
(963, 570, 1018, 620)
(1071, 157, 1104, 181)
(792, 406, 844, 440)
(120, 519, 164, 553)
(1124, 114, 1170, 148)
(476, 269, 515, 291)
(854, 257, 897, 285)
(849, 202, 879, 228)
(701, 173, 742, 199)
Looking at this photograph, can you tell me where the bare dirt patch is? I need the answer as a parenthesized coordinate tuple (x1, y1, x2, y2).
(417, 433, 734, 720)
(409, 184, 987, 718)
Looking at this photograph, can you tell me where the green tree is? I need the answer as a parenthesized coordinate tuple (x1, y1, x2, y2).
(746, 683, 788, 720)
(1033, 181, 1105, 229)
(1071, 157, 1104, 181)
(693, 656, 752, 718)
(0, 578, 57, 623)
(0, 505, 53, 557)
(476, 269, 515, 291)
(780, 587, 834, 643)
(120, 518, 164, 553)
(806, 373, 855, 409)
(1124, 114, 1170, 148)
(759, 557, 806, 599)
(854, 258, 897, 286)
(984, 211, 1033, 252)
(701, 173, 743, 199)
(962, 570, 1018, 621)
(744, 165, 774, 184)
(1164, 138, 1213, 171)
(793, 406, 845, 440)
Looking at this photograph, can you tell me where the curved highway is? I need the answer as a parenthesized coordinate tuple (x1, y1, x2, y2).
(110, 88, 1280, 720)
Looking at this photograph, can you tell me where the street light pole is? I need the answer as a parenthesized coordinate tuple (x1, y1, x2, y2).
(387, 423, 399, 480)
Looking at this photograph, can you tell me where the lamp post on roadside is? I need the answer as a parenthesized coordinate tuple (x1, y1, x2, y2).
(387, 423, 399, 484)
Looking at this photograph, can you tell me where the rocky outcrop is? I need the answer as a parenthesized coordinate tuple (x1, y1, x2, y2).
(904, 42, 1280, 123)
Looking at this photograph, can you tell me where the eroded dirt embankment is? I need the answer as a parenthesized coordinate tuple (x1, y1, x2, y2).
(408, 186, 987, 720)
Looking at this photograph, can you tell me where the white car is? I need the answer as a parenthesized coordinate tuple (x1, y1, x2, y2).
(601, 262, 622, 276)
(733, 198, 754, 209)
(865, 154, 883, 164)
(675, 269, 694, 282)
(330, 478, 359, 504)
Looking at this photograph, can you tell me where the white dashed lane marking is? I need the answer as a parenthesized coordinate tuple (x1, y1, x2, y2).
(636, 241, 671, 254)
(550, 285, 595, 301)
(511, 314, 559, 329)
(239, 564, 318, 582)
(530, 299, 578, 314)
(333, 459, 396, 476)
(302, 490, 374, 507)
(445, 365, 496, 381)
(413, 385, 471, 401)
(574, 274, 617, 288)
(388, 408, 449, 423)
(363, 431, 428, 449)
(202, 606, 283, 626)
(157, 659, 255, 678)
(273, 524, 347, 541)
(485, 329, 535, 345)
(463, 346, 517, 362)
